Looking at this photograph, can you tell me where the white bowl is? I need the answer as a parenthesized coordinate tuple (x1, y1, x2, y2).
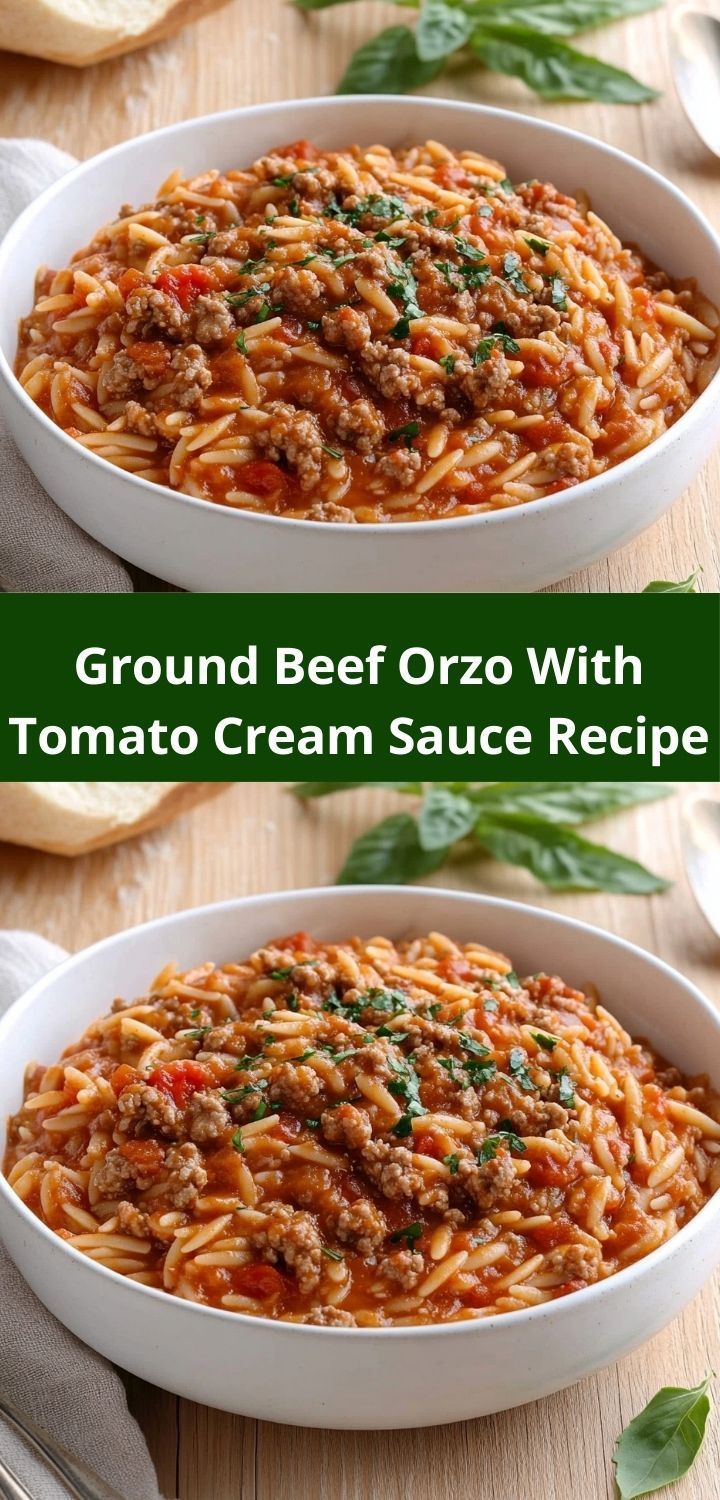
(1, 97, 719, 593)
(1, 885, 719, 1428)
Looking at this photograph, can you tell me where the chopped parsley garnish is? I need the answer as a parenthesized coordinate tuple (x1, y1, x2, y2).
(321, 248, 357, 268)
(252, 1098, 268, 1120)
(439, 354, 456, 375)
(524, 236, 550, 255)
(502, 251, 530, 296)
(472, 327, 520, 364)
(497, 177, 514, 194)
(235, 331, 248, 355)
(222, 1080, 269, 1103)
(225, 282, 271, 308)
(375, 231, 406, 247)
(390, 1222, 423, 1244)
(427, 1002, 443, 1019)
(294, 1049, 318, 1063)
(271, 173, 296, 187)
(323, 987, 408, 1022)
(190, 1007, 201, 1019)
(296, 253, 317, 268)
(477, 204, 493, 218)
(288, 198, 300, 217)
(508, 1047, 535, 1092)
(307, 319, 321, 331)
(444, 1153, 460, 1174)
(231, 1129, 245, 1154)
(438, 1056, 466, 1086)
(530, 1031, 558, 1051)
(189, 229, 216, 245)
(454, 235, 486, 262)
(458, 1033, 490, 1058)
(504, 970, 521, 989)
(184, 1026, 211, 1040)
(464, 1057, 497, 1088)
(305, 1118, 320, 1128)
(269, 960, 318, 980)
(477, 1127, 526, 1163)
(548, 273, 568, 310)
(388, 421, 420, 448)
(436, 260, 490, 291)
(557, 1069, 576, 1108)
(286, 994, 299, 1012)
(321, 1247, 344, 1261)
(322, 444, 343, 460)
(387, 257, 422, 339)
(483, 997, 499, 1013)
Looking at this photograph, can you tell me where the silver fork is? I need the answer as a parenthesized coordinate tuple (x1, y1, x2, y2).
(0, 1398, 127, 1500)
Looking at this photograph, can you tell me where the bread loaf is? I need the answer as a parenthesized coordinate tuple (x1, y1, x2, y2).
(0, 0, 232, 67)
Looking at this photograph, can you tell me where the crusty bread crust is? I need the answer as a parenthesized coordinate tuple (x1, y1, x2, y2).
(0, 782, 228, 856)
(0, 0, 233, 66)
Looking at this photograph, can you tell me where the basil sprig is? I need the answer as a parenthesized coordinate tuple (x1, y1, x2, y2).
(290, 781, 672, 894)
(294, 0, 660, 103)
(613, 1377, 712, 1498)
(643, 571, 700, 594)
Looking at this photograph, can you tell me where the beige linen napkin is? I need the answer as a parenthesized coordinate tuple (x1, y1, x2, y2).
(0, 138, 162, 592)
(0, 930, 167, 1500)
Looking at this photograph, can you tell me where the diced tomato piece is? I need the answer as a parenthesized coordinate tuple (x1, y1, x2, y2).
(111, 1063, 140, 1095)
(119, 1138, 165, 1173)
(117, 268, 148, 299)
(147, 1060, 212, 1108)
(412, 333, 438, 361)
(155, 264, 219, 310)
(275, 139, 320, 162)
(435, 163, 471, 190)
(234, 460, 288, 502)
(126, 340, 171, 377)
(233, 1264, 286, 1300)
(276, 1112, 302, 1141)
(272, 931, 318, 954)
(413, 1131, 440, 1159)
(278, 314, 305, 342)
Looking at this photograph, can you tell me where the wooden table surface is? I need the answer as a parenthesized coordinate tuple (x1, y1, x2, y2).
(1, 0, 719, 590)
(1, 780, 719, 1499)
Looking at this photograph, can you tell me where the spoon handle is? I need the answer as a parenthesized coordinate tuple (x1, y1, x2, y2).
(0, 1397, 127, 1500)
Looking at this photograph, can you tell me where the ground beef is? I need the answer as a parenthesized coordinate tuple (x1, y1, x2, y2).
(158, 344, 212, 410)
(376, 1249, 424, 1290)
(161, 1143, 207, 1209)
(321, 1103, 372, 1151)
(200, 1025, 246, 1058)
(322, 307, 371, 351)
(550, 440, 593, 482)
(374, 448, 422, 488)
(268, 1062, 324, 1112)
(123, 400, 162, 438)
(305, 500, 356, 523)
(454, 1151, 518, 1211)
(453, 348, 512, 411)
(545, 1242, 602, 1284)
(185, 1090, 232, 1143)
(332, 398, 384, 453)
(303, 1307, 357, 1327)
(360, 343, 424, 402)
(100, 350, 149, 401)
(207, 228, 250, 259)
(124, 285, 187, 340)
(92, 1146, 161, 1198)
(116, 1201, 152, 1238)
(360, 1141, 426, 1202)
(254, 400, 324, 491)
(253, 1202, 324, 1294)
(271, 267, 326, 319)
(116, 1083, 183, 1139)
(478, 1078, 570, 1135)
(192, 293, 235, 344)
(326, 1198, 387, 1254)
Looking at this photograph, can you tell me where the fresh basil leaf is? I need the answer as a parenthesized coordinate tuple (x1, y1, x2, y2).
(291, 781, 422, 798)
(337, 812, 449, 884)
(466, 781, 673, 826)
(643, 571, 700, 594)
(293, 0, 356, 8)
(473, 811, 670, 893)
(613, 1377, 712, 1498)
(471, 25, 658, 101)
(416, 0, 475, 60)
(418, 787, 478, 851)
(337, 25, 444, 94)
(469, 0, 661, 41)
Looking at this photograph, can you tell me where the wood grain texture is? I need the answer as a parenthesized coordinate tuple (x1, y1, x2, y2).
(1, 0, 719, 591)
(0, 780, 718, 1499)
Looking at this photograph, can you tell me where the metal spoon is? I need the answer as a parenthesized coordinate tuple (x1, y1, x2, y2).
(0, 1397, 127, 1500)
(670, 6, 720, 159)
(681, 792, 720, 938)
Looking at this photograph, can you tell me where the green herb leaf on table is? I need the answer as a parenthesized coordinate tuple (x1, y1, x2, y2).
(337, 812, 449, 885)
(416, 0, 475, 61)
(468, 0, 661, 40)
(336, 25, 444, 95)
(643, 572, 700, 593)
(470, 26, 658, 102)
(465, 781, 672, 825)
(417, 786, 477, 850)
(473, 811, 671, 893)
(613, 1376, 712, 1499)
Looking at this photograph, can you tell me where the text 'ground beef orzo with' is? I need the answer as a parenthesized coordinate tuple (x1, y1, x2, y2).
(16, 140, 719, 524)
(5, 930, 720, 1327)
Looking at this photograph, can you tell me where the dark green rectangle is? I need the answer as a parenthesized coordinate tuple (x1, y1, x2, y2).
(1, 593, 716, 779)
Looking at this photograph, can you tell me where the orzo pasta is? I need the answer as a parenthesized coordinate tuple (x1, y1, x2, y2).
(5, 929, 719, 1327)
(16, 140, 719, 523)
